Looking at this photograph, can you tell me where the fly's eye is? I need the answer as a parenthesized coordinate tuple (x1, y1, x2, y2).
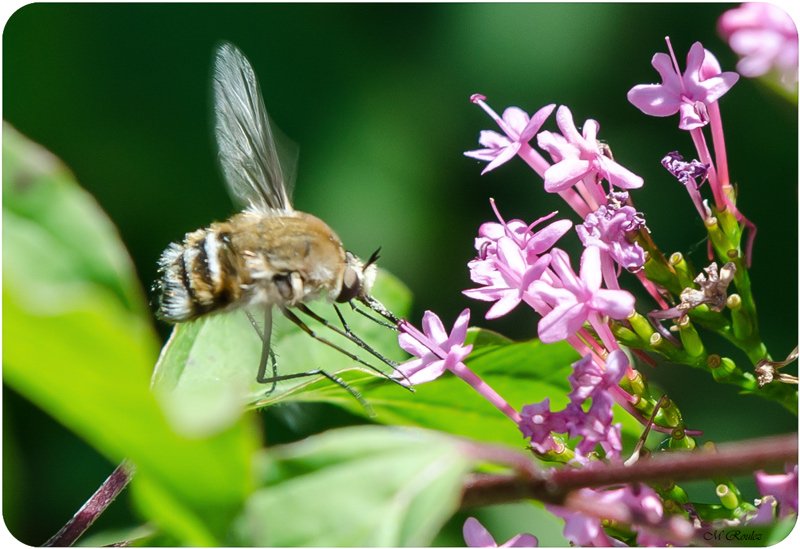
(336, 266, 361, 303)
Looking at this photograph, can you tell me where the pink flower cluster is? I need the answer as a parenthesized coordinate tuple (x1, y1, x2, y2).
(461, 199, 635, 350)
(392, 30, 787, 548)
(519, 351, 627, 462)
(547, 483, 692, 546)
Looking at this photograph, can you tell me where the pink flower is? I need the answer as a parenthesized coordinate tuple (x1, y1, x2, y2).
(464, 239, 552, 319)
(530, 246, 636, 344)
(463, 517, 538, 548)
(568, 350, 627, 404)
(395, 309, 522, 423)
(472, 207, 572, 268)
(464, 95, 556, 175)
(537, 105, 644, 192)
(520, 352, 627, 462)
(627, 41, 739, 130)
(518, 398, 567, 453)
(755, 464, 798, 518)
(575, 192, 647, 270)
(719, 3, 798, 88)
(547, 485, 679, 546)
(465, 204, 571, 320)
(394, 309, 473, 385)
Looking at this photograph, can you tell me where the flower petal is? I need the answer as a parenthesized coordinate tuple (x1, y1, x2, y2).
(627, 84, 681, 117)
(537, 301, 589, 343)
(482, 142, 521, 174)
(398, 333, 433, 358)
(502, 107, 531, 140)
(447, 308, 471, 347)
(543, 158, 592, 193)
(463, 286, 508, 302)
(590, 288, 636, 318)
(478, 130, 512, 149)
(422, 310, 448, 343)
(528, 219, 573, 254)
(502, 533, 539, 547)
(497, 237, 526, 275)
(463, 517, 497, 548)
(486, 291, 523, 319)
(579, 245, 603, 293)
(549, 248, 583, 295)
(519, 103, 556, 142)
(599, 156, 644, 189)
(406, 359, 447, 385)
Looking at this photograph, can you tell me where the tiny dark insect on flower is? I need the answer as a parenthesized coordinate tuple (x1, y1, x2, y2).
(155, 42, 410, 411)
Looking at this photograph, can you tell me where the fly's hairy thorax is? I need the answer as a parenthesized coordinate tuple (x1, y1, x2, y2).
(158, 210, 348, 322)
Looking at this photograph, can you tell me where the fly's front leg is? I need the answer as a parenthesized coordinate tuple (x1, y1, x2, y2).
(280, 306, 411, 390)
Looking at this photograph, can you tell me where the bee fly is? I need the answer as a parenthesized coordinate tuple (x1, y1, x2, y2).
(156, 42, 410, 409)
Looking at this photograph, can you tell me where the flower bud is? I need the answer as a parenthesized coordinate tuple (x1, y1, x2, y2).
(710, 355, 737, 381)
(669, 428, 696, 450)
(727, 293, 753, 339)
(716, 483, 739, 510)
(669, 252, 696, 289)
(642, 251, 681, 294)
(658, 396, 683, 428)
(705, 216, 734, 258)
(678, 316, 705, 358)
(628, 310, 655, 340)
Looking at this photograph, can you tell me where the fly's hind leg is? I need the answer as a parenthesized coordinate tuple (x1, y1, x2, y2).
(247, 306, 376, 416)
(254, 368, 373, 416)
(245, 308, 278, 395)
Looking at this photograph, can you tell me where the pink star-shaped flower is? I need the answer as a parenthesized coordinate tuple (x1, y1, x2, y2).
(530, 246, 635, 344)
(394, 309, 473, 385)
(537, 105, 644, 192)
(627, 41, 739, 130)
(464, 95, 556, 175)
(464, 238, 552, 319)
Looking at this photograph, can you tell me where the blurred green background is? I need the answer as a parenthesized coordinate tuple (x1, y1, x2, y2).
(3, 3, 797, 545)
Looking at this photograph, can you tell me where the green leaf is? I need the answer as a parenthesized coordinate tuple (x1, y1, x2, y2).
(234, 426, 475, 546)
(2, 123, 259, 544)
(151, 269, 413, 435)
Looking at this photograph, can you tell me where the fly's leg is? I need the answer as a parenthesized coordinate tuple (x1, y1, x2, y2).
(327, 304, 412, 387)
(254, 368, 373, 417)
(281, 306, 411, 391)
(246, 307, 374, 415)
(245, 308, 278, 395)
(347, 300, 398, 330)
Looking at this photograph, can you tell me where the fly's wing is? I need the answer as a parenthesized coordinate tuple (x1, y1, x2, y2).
(212, 42, 299, 213)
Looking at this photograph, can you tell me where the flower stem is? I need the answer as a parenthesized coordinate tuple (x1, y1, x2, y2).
(43, 460, 135, 547)
(459, 433, 797, 508)
(450, 361, 522, 424)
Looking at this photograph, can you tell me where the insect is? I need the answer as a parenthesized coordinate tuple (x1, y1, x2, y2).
(156, 42, 408, 408)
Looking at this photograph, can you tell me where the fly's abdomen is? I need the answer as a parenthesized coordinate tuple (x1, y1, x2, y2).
(157, 225, 242, 322)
